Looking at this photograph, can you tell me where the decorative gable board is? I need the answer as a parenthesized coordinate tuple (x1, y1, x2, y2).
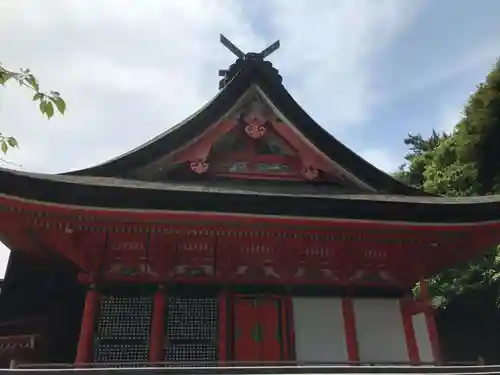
(131, 87, 374, 191)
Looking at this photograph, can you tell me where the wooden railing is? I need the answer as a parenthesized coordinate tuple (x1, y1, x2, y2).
(13, 361, 492, 374)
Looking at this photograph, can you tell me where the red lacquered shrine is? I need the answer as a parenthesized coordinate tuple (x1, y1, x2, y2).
(0, 36, 499, 368)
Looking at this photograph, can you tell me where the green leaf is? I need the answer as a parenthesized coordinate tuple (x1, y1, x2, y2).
(32, 93, 43, 101)
(7, 137, 18, 148)
(51, 97, 66, 114)
(39, 101, 46, 115)
(27, 74, 39, 92)
(44, 101, 54, 119)
(1, 141, 7, 154)
(0, 71, 13, 86)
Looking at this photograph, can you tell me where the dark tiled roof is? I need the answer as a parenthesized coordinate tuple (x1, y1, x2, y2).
(62, 59, 425, 196)
(1, 168, 500, 223)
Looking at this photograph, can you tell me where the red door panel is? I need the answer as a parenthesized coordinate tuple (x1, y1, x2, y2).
(233, 297, 260, 362)
(259, 298, 282, 362)
(232, 296, 285, 363)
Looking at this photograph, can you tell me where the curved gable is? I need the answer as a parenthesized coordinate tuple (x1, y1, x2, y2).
(63, 60, 425, 196)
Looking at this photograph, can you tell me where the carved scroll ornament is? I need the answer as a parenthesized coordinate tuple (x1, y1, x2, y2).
(244, 113, 267, 139)
(301, 165, 319, 180)
(190, 160, 209, 174)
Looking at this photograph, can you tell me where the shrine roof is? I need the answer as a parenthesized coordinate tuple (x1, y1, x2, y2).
(3, 40, 498, 224)
(61, 57, 423, 196)
(2, 167, 500, 224)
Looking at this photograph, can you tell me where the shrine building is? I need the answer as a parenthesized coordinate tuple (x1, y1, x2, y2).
(0, 36, 498, 369)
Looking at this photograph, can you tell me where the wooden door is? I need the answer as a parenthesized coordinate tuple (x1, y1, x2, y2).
(233, 297, 261, 362)
(232, 296, 283, 363)
(259, 298, 282, 362)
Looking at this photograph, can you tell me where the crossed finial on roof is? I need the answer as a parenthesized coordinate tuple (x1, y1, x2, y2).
(218, 34, 280, 89)
(220, 34, 280, 62)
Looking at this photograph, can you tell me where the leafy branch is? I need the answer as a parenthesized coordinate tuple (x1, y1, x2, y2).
(0, 63, 66, 154)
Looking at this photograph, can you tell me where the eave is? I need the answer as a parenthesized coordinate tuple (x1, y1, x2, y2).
(1, 167, 499, 287)
(1, 168, 500, 224)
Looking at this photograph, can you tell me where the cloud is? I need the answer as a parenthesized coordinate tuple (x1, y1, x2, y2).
(435, 106, 464, 134)
(0, 0, 426, 172)
(268, 0, 425, 132)
(0, 0, 427, 276)
(0, 0, 263, 173)
(386, 40, 500, 105)
(360, 148, 401, 173)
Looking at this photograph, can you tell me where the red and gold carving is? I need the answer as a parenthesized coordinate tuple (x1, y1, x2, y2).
(69, 230, 107, 275)
(244, 123, 267, 139)
(5, 192, 492, 288)
(348, 269, 397, 285)
(301, 165, 318, 180)
(190, 159, 209, 174)
(293, 240, 338, 281)
(104, 232, 149, 278)
(244, 113, 267, 139)
(173, 234, 216, 277)
(223, 238, 283, 280)
(148, 233, 176, 279)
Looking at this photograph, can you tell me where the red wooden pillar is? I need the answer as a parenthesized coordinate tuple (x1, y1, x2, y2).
(75, 285, 100, 365)
(218, 290, 228, 365)
(420, 278, 441, 364)
(400, 298, 420, 364)
(149, 285, 166, 363)
(281, 293, 295, 361)
(341, 297, 359, 364)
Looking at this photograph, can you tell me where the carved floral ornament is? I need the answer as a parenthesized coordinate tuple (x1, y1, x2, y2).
(301, 165, 319, 180)
(190, 159, 209, 174)
(244, 112, 267, 139)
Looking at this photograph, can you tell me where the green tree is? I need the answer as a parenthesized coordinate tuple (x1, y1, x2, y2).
(395, 59, 500, 308)
(0, 64, 66, 154)
(395, 130, 449, 188)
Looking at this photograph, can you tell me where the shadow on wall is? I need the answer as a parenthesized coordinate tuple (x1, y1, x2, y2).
(437, 282, 500, 365)
(0, 251, 85, 363)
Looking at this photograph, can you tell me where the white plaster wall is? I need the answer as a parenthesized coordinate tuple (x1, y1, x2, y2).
(412, 313, 433, 362)
(292, 297, 348, 363)
(354, 298, 408, 363)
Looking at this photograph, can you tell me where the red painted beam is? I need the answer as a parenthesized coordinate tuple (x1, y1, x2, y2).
(173, 120, 236, 163)
(3, 204, 497, 287)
